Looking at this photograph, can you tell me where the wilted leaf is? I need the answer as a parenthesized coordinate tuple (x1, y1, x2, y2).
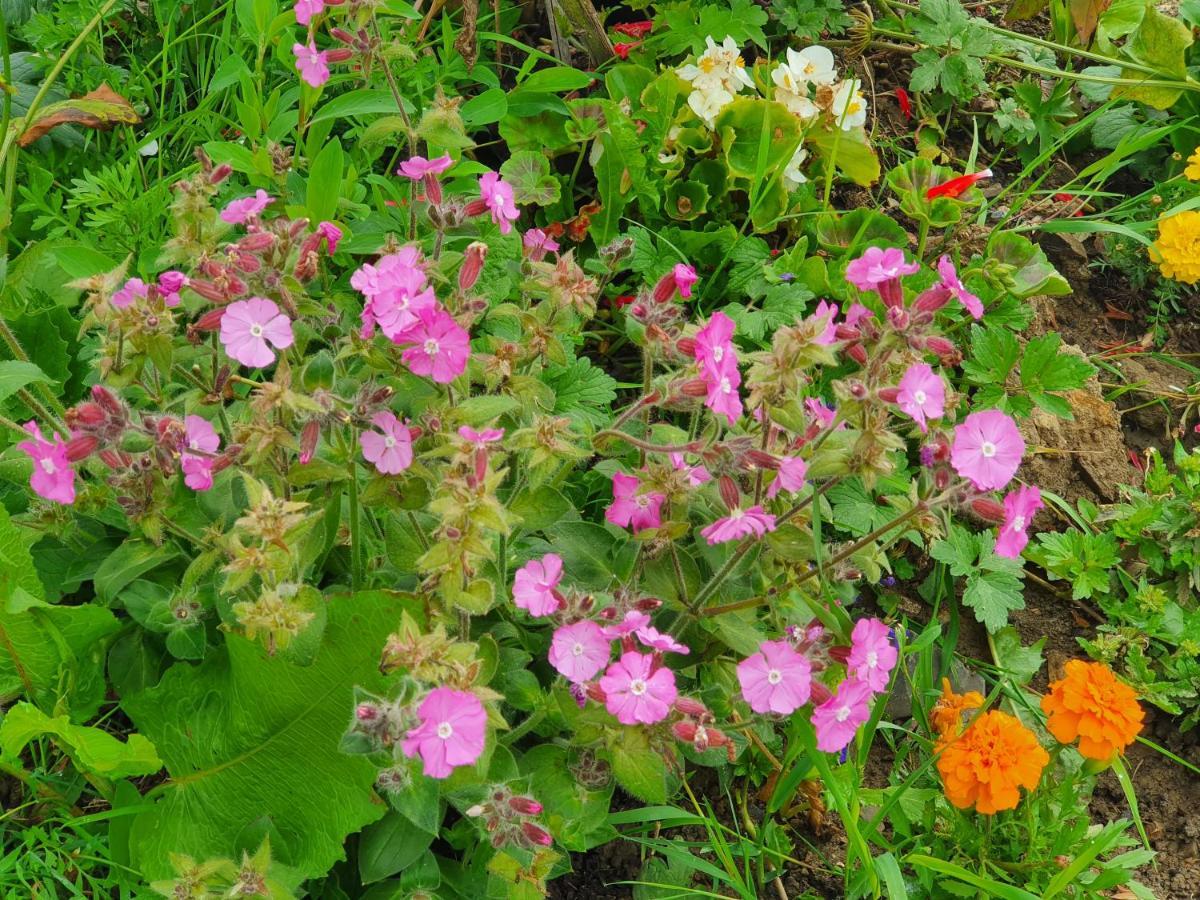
(1070, 0, 1112, 44)
(17, 84, 141, 147)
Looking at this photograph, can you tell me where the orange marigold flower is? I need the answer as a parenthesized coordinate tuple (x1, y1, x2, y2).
(1185, 147, 1200, 182)
(1150, 210, 1200, 284)
(930, 677, 983, 738)
(1041, 659, 1144, 761)
(937, 710, 1048, 815)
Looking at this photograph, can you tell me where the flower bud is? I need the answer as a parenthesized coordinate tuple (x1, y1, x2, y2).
(325, 48, 354, 63)
(208, 164, 233, 185)
(878, 277, 904, 310)
(465, 804, 486, 818)
(71, 402, 106, 428)
(585, 682, 607, 703)
(744, 449, 780, 470)
(508, 796, 543, 815)
(238, 232, 276, 253)
(634, 596, 663, 611)
(846, 343, 868, 365)
(355, 702, 381, 722)
(459, 242, 488, 292)
(673, 696, 709, 718)
(672, 721, 698, 742)
(828, 645, 850, 664)
(678, 377, 710, 398)
(520, 822, 553, 847)
(99, 449, 130, 470)
(299, 420, 320, 464)
(718, 475, 740, 511)
(922, 336, 961, 366)
(158, 270, 189, 294)
(886, 306, 910, 331)
(847, 380, 868, 401)
(970, 497, 1006, 523)
(912, 286, 951, 314)
(934, 467, 952, 490)
(464, 198, 489, 218)
(835, 324, 861, 341)
(65, 435, 98, 462)
(92, 385, 123, 415)
(193, 308, 226, 332)
(188, 279, 225, 302)
(676, 336, 697, 357)
(810, 681, 833, 705)
(330, 27, 356, 43)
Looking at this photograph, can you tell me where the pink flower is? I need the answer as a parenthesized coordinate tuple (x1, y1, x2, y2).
(397, 154, 453, 180)
(158, 271, 189, 307)
(605, 471, 665, 534)
(401, 687, 487, 779)
(767, 455, 808, 499)
(316, 222, 342, 254)
(458, 426, 504, 447)
(293, 42, 330, 88)
(811, 678, 873, 753)
(17, 422, 75, 505)
(294, 0, 324, 25)
(602, 610, 651, 639)
(360, 411, 414, 475)
(219, 297, 294, 367)
(844, 302, 874, 328)
(737, 640, 812, 715)
(951, 409, 1025, 491)
(701, 506, 777, 545)
(219, 189, 273, 224)
(936, 255, 984, 319)
(599, 652, 677, 725)
(994, 484, 1043, 559)
(670, 452, 711, 487)
(653, 263, 699, 302)
(805, 397, 840, 430)
(478, 171, 519, 235)
(693, 311, 737, 379)
(523, 228, 560, 262)
(895, 363, 945, 434)
(634, 625, 690, 655)
(808, 300, 839, 345)
(351, 247, 436, 340)
(111, 277, 149, 309)
(549, 621, 611, 683)
(181, 415, 220, 491)
(845, 247, 918, 308)
(397, 306, 471, 383)
(847, 618, 897, 693)
(513, 553, 563, 617)
(705, 369, 744, 426)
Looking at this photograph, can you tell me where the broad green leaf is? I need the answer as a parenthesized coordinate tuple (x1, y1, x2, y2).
(714, 98, 800, 182)
(510, 485, 572, 532)
(310, 90, 413, 125)
(93, 541, 179, 606)
(814, 209, 907, 253)
(519, 67, 594, 93)
(1112, 3, 1193, 109)
(591, 129, 632, 244)
(123, 590, 413, 880)
(806, 125, 881, 187)
(963, 566, 1025, 633)
(461, 88, 508, 128)
(499, 150, 560, 207)
(358, 811, 437, 884)
(306, 138, 344, 223)
(988, 232, 1071, 297)
(0, 701, 162, 778)
(0, 359, 51, 405)
(607, 730, 668, 803)
(540, 522, 620, 590)
(991, 627, 1044, 685)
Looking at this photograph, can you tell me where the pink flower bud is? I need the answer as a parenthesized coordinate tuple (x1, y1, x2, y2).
(672, 721, 698, 742)
(299, 420, 320, 464)
(827, 645, 850, 664)
(970, 497, 1006, 523)
(193, 308, 226, 332)
(520, 822, 553, 846)
(846, 343, 868, 365)
(835, 324, 861, 341)
(673, 696, 709, 718)
(464, 198, 489, 217)
(72, 402, 106, 427)
(459, 242, 488, 292)
(678, 377, 710, 398)
(877, 387, 900, 403)
(158, 270, 189, 294)
(886, 306, 910, 331)
(923, 336, 961, 366)
(188, 279, 225, 302)
(634, 596, 663, 611)
(92, 385, 123, 415)
(810, 681, 832, 706)
(585, 682, 607, 703)
(355, 703, 381, 721)
(99, 449, 129, 470)
(330, 27, 355, 43)
(65, 435, 98, 462)
(325, 48, 354, 63)
(912, 285, 952, 314)
(676, 336, 697, 357)
(508, 796, 543, 815)
(208, 164, 233, 185)
(237, 232, 276, 253)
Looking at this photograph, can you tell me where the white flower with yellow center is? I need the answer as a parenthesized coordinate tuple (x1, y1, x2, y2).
(783, 146, 809, 189)
(687, 84, 735, 127)
(677, 36, 753, 127)
(830, 78, 868, 131)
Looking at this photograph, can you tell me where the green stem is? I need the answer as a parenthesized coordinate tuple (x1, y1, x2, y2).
(502, 709, 546, 745)
(348, 436, 363, 591)
(593, 430, 698, 455)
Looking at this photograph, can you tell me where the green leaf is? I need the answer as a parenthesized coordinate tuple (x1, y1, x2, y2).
(1021, 333, 1095, 394)
(929, 524, 979, 577)
(0, 359, 51, 406)
(306, 138, 344, 223)
(499, 150, 560, 207)
(989, 232, 1071, 297)
(806, 125, 880, 187)
(591, 129, 633, 245)
(963, 566, 1025, 633)
(358, 811, 437, 884)
(1111, 3, 1193, 109)
(991, 627, 1044, 685)
(519, 67, 595, 93)
(715, 99, 801, 183)
(93, 541, 179, 606)
(544, 356, 618, 424)
(541, 522, 619, 590)
(0, 701, 162, 778)
(607, 731, 668, 803)
(461, 88, 508, 129)
(962, 324, 1020, 388)
(510, 485, 572, 531)
(123, 591, 414, 881)
(310, 90, 413, 124)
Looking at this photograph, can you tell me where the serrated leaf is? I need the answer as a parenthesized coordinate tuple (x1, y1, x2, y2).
(963, 568, 1025, 633)
(962, 325, 1020, 388)
(499, 150, 561, 207)
(607, 732, 668, 803)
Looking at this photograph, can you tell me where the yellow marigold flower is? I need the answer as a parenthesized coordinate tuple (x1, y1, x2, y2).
(1151, 210, 1200, 284)
(1041, 659, 1143, 762)
(1185, 147, 1200, 181)
(930, 677, 983, 738)
(937, 710, 1048, 815)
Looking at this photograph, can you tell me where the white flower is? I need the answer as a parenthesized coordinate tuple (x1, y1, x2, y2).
(688, 85, 735, 127)
(783, 146, 809, 189)
(775, 46, 837, 93)
(830, 79, 868, 131)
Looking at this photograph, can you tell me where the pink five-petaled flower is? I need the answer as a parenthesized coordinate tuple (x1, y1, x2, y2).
(895, 363, 946, 434)
(811, 677, 874, 753)
(701, 506, 776, 545)
(634, 625, 690, 655)
(605, 471, 665, 534)
(293, 42, 330, 88)
(397, 154, 453, 180)
(294, 0, 324, 26)
(396, 306, 471, 383)
(805, 397, 843, 430)
(847, 618, 897, 693)
(951, 409, 1025, 491)
(808, 300, 840, 345)
(994, 484, 1043, 559)
(360, 411, 414, 475)
(766, 455, 808, 499)
(670, 452, 711, 487)
(601, 609, 651, 639)
(845, 247, 919, 309)
(548, 620, 611, 683)
(219, 297, 294, 367)
(111, 277, 149, 309)
(17, 422, 75, 505)
(737, 639, 812, 715)
(512, 553, 564, 617)
(844, 302, 874, 328)
(523, 228, 560, 262)
(705, 369, 744, 425)
(181, 415, 220, 491)
(351, 247, 436, 341)
(693, 310, 737, 379)
(599, 652, 678, 725)
(401, 687, 487, 779)
(458, 426, 504, 448)
(478, 171, 520, 235)
(316, 221, 342, 254)
(158, 270, 189, 307)
(936, 255, 984, 320)
(219, 189, 273, 224)
(652, 263, 698, 302)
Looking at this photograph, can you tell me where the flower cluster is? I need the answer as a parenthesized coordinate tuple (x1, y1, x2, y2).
(737, 618, 895, 753)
